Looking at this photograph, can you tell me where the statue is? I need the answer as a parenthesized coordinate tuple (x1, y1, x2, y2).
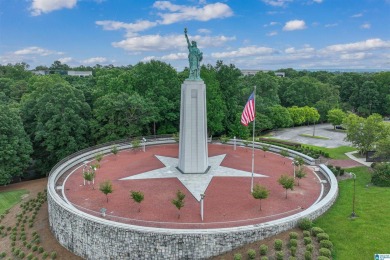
(184, 28, 203, 80)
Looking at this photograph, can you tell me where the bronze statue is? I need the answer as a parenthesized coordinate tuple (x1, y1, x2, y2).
(184, 28, 203, 80)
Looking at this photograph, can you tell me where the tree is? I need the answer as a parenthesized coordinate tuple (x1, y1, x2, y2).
(251, 184, 269, 211)
(343, 113, 385, 155)
(261, 145, 269, 157)
(131, 139, 141, 152)
(278, 175, 295, 199)
(130, 191, 144, 212)
(0, 103, 32, 185)
(21, 76, 91, 175)
(111, 145, 119, 155)
(295, 168, 307, 186)
(83, 170, 95, 189)
(267, 105, 293, 129)
(99, 180, 113, 203)
(303, 106, 320, 136)
(288, 106, 306, 127)
(280, 150, 289, 164)
(171, 190, 185, 219)
(327, 108, 346, 129)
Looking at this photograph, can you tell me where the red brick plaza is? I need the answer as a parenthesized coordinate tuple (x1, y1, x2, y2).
(63, 143, 321, 229)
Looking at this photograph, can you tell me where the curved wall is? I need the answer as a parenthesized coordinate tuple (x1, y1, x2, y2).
(47, 139, 338, 260)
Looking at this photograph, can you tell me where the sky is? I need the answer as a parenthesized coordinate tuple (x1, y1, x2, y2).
(0, 0, 389, 71)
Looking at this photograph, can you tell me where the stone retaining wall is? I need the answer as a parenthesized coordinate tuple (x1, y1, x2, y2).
(47, 139, 338, 260)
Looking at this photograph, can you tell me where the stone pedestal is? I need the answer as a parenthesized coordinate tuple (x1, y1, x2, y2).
(178, 80, 209, 173)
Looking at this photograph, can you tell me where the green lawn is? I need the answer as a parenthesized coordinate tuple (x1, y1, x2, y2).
(314, 167, 390, 260)
(0, 189, 28, 214)
(299, 133, 330, 140)
(303, 144, 356, 159)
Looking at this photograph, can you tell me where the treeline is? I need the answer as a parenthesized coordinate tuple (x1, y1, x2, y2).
(0, 60, 389, 183)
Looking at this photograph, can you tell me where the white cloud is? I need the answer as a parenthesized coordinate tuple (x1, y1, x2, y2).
(264, 21, 280, 27)
(361, 23, 371, 29)
(198, 28, 212, 34)
(153, 1, 233, 24)
(267, 31, 278, 36)
(261, 0, 293, 7)
(211, 46, 276, 59)
(58, 57, 74, 64)
(112, 34, 235, 52)
(351, 13, 363, 18)
(95, 20, 157, 36)
(141, 56, 157, 62)
(325, 23, 338, 28)
(82, 57, 108, 64)
(284, 45, 315, 54)
(283, 20, 307, 31)
(14, 46, 63, 56)
(340, 52, 370, 60)
(161, 53, 187, 60)
(322, 38, 390, 53)
(312, 0, 323, 3)
(30, 0, 77, 16)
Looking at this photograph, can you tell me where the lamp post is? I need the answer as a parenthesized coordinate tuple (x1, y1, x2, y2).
(233, 136, 236, 151)
(350, 173, 357, 218)
(200, 194, 205, 221)
(292, 161, 296, 179)
(142, 137, 146, 152)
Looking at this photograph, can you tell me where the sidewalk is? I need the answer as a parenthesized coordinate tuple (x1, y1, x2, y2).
(345, 151, 372, 167)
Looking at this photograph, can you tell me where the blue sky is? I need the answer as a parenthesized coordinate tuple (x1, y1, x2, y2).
(0, 0, 389, 70)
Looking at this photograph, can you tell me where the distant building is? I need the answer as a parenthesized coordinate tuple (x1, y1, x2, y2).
(31, 70, 92, 77)
(241, 69, 285, 77)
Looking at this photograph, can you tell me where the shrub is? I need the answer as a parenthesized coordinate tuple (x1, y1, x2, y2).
(275, 251, 284, 260)
(290, 246, 297, 257)
(32, 245, 38, 252)
(13, 248, 20, 256)
(317, 257, 330, 260)
(0, 252, 6, 258)
(42, 252, 49, 259)
(304, 250, 312, 260)
(26, 253, 34, 260)
(306, 244, 314, 253)
(320, 240, 333, 251)
(247, 249, 256, 260)
(289, 232, 298, 239)
(298, 218, 312, 230)
(11, 241, 15, 247)
(371, 163, 390, 187)
(259, 244, 268, 255)
(274, 239, 283, 251)
(26, 243, 32, 249)
(38, 246, 44, 253)
(317, 233, 329, 242)
(289, 239, 298, 248)
(289, 257, 297, 260)
(18, 251, 25, 259)
(304, 237, 312, 245)
(311, 227, 324, 236)
(233, 253, 242, 260)
(261, 257, 268, 260)
(50, 251, 57, 260)
(320, 248, 332, 257)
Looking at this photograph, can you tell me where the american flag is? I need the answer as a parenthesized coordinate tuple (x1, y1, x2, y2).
(241, 92, 255, 126)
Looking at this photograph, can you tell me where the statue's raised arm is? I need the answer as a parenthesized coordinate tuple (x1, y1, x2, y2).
(184, 28, 202, 80)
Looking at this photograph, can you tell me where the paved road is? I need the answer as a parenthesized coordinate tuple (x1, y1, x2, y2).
(270, 123, 351, 148)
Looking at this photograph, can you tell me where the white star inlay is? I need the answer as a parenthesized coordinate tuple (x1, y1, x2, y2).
(120, 154, 268, 201)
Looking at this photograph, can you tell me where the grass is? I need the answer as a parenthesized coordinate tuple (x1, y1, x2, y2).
(302, 144, 356, 159)
(314, 166, 390, 260)
(299, 133, 330, 140)
(0, 189, 28, 214)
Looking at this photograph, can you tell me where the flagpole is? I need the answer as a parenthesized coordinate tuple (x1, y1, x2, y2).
(251, 86, 256, 193)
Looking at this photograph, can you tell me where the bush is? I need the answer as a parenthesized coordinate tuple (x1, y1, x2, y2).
(289, 232, 298, 239)
(233, 253, 242, 260)
(0, 252, 6, 258)
(304, 250, 312, 260)
(311, 227, 324, 236)
(247, 249, 256, 260)
(274, 239, 283, 251)
(303, 230, 310, 237)
(304, 237, 312, 245)
(317, 233, 329, 242)
(289, 257, 297, 260)
(289, 238, 298, 248)
(317, 256, 330, 260)
(371, 163, 390, 187)
(261, 257, 268, 260)
(275, 251, 284, 260)
(319, 248, 332, 258)
(42, 252, 49, 259)
(290, 246, 297, 257)
(306, 244, 314, 253)
(38, 246, 44, 253)
(32, 245, 38, 252)
(26, 253, 34, 260)
(18, 251, 26, 259)
(50, 251, 57, 260)
(26, 243, 32, 249)
(320, 240, 333, 251)
(298, 218, 312, 230)
(259, 244, 268, 255)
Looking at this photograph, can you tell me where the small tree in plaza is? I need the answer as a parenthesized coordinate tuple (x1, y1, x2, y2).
(131, 139, 141, 152)
(171, 190, 185, 219)
(251, 184, 270, 211)
(111, 145, 119, 155)
(278, 175, 295, 199)
(295, 168, 307, 186)
(99, 180, 113, 203)
(130, 190, 145, 212)
(95, 152, 104, 163)
(83, 170, 95, 189)
(261, 145, 269, 157)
